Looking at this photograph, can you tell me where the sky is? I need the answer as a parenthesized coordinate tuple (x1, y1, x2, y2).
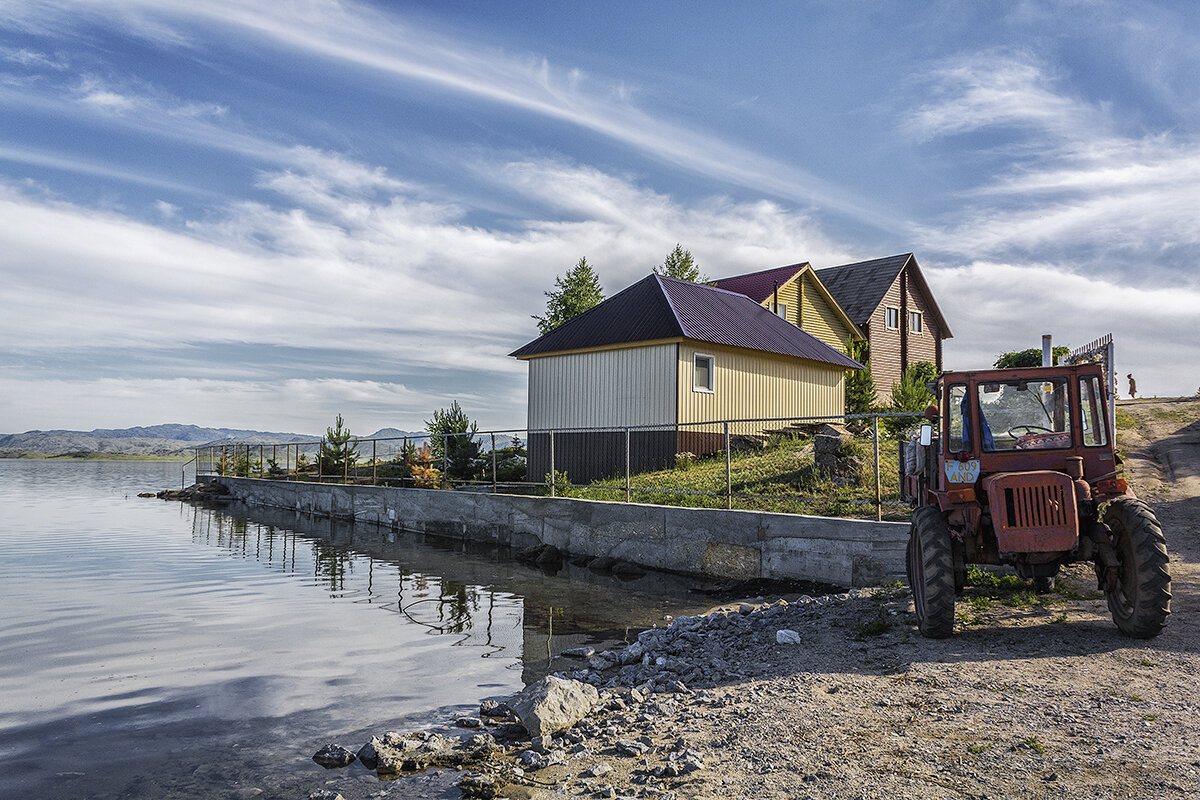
(1, 0, 1198, 436)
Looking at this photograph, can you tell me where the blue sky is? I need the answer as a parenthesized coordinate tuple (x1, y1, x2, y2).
(2, 0, 1198, 435)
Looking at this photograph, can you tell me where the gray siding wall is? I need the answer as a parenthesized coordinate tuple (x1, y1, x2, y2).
(527, 343, 677, 430)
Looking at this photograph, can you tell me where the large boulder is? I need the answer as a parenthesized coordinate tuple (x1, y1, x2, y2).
(508, 676, 598, 738)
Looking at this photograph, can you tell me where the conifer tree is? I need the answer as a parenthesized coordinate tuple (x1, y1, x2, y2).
(534, 257, 605, 335)
(844, 340, 878, 414)
(654, 243, 702, 282)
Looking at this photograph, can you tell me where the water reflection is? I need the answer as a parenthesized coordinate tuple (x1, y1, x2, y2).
(197, 501, 706, 683)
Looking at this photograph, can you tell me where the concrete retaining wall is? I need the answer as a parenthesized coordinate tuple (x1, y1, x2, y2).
(209, 476, 909, 587)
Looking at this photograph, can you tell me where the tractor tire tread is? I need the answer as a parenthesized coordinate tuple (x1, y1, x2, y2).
(1103, 498, 1171, 639)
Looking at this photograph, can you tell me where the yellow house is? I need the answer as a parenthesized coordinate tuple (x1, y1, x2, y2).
(713, 262, 864, 353)
(510, 273, 863, 481)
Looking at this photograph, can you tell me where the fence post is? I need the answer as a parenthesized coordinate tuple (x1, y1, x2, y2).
(259, 444, 264, 477)
(549, 429, 556, 498)
(317, 441, 323, 484)
(272, 444, 277, 477)
(624, 427, 631, 503)
(344, 442, 350, 485)
(372, 439, 377, 486)
(724, 421, 732, 510)
(491, 433, 497, 494)
(873, 415, 882, 522)
(402, 437, 408, 486)
(442, 436, 448, 490)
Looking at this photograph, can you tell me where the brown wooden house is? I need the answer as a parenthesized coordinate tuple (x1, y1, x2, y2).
(814, 253, 952, 402)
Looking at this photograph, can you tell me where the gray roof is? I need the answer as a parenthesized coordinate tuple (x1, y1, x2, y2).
(815, 253, 952, 337)
(510, 274, 862, 369)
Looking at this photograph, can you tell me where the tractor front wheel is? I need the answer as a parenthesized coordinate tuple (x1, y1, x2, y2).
(907, 506, 956, 638)
(1103, 499, 1171, 638)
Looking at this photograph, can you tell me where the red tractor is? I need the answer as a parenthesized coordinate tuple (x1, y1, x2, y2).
(900, 362, 1171, 638)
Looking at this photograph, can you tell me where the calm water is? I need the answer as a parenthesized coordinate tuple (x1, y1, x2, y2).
(0, 460, 714, 799)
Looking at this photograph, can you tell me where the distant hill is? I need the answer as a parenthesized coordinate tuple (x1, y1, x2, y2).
(0, 424, 314, 457)
(0, 424, 492, 457)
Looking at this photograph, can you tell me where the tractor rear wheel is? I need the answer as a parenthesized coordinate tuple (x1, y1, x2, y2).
(1103, 499, 1171, 639)
(907, 506, 956, 638)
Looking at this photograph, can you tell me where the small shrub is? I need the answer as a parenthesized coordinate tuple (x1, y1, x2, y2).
(1021, 736, 1045, 754)
(967, 743, 992, 755)
(410, 443, 442, 488)
(675, 451, 698, 470)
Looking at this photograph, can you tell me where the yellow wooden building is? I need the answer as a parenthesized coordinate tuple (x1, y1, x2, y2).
(713, 262, 863, 352)
(511, 274, 863, 481)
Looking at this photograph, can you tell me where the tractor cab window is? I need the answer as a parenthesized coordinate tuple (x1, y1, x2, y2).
(977, 378, 1072, 451)
(1080, 375, 1108, 447)
(948, 384, 968, 451)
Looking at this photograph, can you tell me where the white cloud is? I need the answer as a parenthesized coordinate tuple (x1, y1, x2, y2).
(0, 154, 849, 431)
(0, 376, 474, 434)
(932, 260, 1200, 397)
(906, 51, 1200, 273)
(905, 51, 1100, 144)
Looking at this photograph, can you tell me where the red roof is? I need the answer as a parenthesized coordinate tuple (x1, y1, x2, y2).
(711, 263, 808, 304)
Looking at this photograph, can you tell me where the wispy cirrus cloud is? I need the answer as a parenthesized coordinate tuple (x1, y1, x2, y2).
(0, 0, 903, 231)
(906, 51, 1200, 278)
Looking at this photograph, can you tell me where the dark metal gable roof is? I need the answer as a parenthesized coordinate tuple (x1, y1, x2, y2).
(711, 263, 808, 303)
(815, 253, 951, 337)
(510, 274, 862, 369)
(814, 254, 910, 325)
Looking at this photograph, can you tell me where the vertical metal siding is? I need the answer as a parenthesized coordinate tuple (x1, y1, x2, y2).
(676, 341, 846, 427)
(527, 343, 677, 429)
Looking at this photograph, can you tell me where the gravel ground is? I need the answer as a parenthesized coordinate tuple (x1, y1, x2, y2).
(323, 398, 1200, 800)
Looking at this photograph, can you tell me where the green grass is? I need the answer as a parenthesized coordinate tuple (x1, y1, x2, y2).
(551, 430, 909, 519)
(966, 743, 992, 755)
(1114, 408, 1138, 430)
(1021, 736, 1046, 754)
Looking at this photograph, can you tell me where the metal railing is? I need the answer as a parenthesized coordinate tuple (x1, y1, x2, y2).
(196, 411, 925, 521)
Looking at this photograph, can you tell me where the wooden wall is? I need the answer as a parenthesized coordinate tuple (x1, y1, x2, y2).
(865, 266, 944, 401)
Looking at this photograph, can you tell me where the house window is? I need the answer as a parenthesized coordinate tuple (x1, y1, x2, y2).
(886, 307, 900, 329)
(775, 303, 788, 320)
(910, 311, 922, 333)
(693, 353, 715, 393)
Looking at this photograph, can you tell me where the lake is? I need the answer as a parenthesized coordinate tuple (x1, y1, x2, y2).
(0, 460, 722, 799)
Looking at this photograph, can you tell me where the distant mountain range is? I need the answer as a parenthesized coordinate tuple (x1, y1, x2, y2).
(0, 424, 426, 457)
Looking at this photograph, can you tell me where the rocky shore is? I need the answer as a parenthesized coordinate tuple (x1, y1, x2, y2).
(307, 566, 1199, 800)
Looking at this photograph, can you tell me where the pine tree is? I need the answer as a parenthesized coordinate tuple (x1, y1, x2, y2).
(533, 257, 605, 335)
(425, 401, 481, 480)
(654, 243, 701, 282)
(319, 413, 359, 477)
(844, 340, 878, 415)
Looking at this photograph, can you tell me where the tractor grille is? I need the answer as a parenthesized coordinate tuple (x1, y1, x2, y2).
(982, 471, 1078, 553)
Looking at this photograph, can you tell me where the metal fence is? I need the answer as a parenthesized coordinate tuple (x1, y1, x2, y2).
(196, 411, 925, 520)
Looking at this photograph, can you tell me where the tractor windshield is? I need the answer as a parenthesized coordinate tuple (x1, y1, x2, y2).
(977, 377, 1072, 451)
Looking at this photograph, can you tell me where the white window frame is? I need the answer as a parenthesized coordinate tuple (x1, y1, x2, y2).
(693, 353, 715, 393)
(775, 303, 788, 320)
(885, 306, 900, 329)
(910, 310, 923, 333)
